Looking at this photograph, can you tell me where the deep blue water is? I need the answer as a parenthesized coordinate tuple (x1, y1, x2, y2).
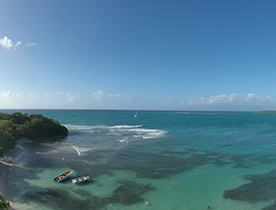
(1, 110, 276, 210)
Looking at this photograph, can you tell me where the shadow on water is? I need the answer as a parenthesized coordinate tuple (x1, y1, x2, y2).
(23, 153, 54, 171)
(8, 166, 42, 203)
(10, 136, 276, 209)
(26, 180, 155, 209)
(26, 188, 106, 210)
(112, 150, 212, 179)
(106, 180, 155, 205)
(223, 169, 276, 210)
(59, 142, 273, 181)
(75, 179, 95, 186)
(23, 145, 276, 209)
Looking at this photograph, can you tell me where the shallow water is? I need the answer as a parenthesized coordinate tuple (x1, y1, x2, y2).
(2, 110, 276, 209)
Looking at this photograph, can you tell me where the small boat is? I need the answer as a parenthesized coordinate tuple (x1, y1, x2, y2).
(53, 170, 73, 182)
(72, 176, 89, 184)
(134, 110, 138, 117)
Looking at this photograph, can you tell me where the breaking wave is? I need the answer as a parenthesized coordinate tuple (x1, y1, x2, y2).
(66, 124, 167, 141)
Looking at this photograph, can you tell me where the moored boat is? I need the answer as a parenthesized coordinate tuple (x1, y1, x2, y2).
(134, 110, 138, 117)
(72, 176, 89, 184)
(53, 170, 73, 182)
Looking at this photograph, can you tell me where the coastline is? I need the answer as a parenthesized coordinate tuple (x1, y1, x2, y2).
(0, 139, 28, 209)
(258, 110, 276, 113)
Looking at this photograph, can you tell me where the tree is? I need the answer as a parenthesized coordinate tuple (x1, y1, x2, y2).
(0, 112, 68, 158)
(10, 112, 30, 125)
(0, 192, 10, 210)
(0, 129, 16, 157)
(0, 112, 69, 206)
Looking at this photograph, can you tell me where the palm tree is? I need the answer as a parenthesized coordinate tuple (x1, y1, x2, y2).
(0, 192, 10, 210)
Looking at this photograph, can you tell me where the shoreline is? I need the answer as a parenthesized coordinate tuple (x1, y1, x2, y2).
(0, 139, 28, 209)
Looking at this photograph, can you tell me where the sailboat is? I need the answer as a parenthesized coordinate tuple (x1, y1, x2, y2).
(134, 110, 138, 117)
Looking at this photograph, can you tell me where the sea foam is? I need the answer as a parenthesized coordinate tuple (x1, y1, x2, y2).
(66, 124, 167, 142)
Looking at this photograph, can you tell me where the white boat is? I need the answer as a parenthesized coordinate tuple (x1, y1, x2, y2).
(134, 110, 138, 117)
(72, 176, 89, 184)
(53, 170, 73, 182)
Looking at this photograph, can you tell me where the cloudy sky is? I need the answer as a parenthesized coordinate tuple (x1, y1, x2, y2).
(1, 0, 276, 111)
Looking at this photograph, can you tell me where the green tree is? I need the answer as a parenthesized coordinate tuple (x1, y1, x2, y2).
(0, 192, 10, 210)
(0, 112, 68, 158)
(11, 112, 30, 125)
(0, 113, 10, 121)
(22, 116, 67, 139)
(0, 129, 16, 157)
(0, 120, 13, 131)
(0, 112, 68, 205)
(0, 120, 20, 140)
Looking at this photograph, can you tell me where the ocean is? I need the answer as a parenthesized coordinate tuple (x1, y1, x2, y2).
(1, 110, 276, 210)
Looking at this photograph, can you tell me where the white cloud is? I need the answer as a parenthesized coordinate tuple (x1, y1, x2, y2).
(115, 94, 122, 97)
(108, 93, 131, 101)
(0, 36, 36, 50)
(1, 90, 23, 100)
(67, 93, 81, 102)
(14, 41, 22, 49)
(0, 36, 14, 49)
(27, 42, 36, 47)
(30, 93, 40, 98)
(56, 92, 63, 95)
(188, 93, 274, 106)
(45, 93, 49, 96)
(92, 90, 103, 100)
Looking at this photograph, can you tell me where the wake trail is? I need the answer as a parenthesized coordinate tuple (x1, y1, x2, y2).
(72, 146, 81, 156)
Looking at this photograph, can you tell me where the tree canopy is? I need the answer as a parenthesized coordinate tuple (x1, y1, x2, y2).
(0, 112, 68, 157)
(0, 192, 10, 210)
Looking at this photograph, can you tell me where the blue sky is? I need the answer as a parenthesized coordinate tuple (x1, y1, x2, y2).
(1, 0, 276, 111)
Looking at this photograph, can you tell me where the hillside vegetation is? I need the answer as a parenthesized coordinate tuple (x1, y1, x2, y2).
(259, 110, 276, 113)
(0, 192, 10, 210)
(0, 112, 68, 158)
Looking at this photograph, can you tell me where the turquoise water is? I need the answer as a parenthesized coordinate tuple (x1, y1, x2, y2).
(2, 110, 276, 209)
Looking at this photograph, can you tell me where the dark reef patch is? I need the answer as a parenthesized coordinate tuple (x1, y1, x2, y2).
(113, 150, 212, 179)
(26, 188, 105, 209)
(212, 159, 231, 167)
(25, 180, 155, 209)
(216, 143, 233, 148)
(23, 154, 54, 170)
(224, 169, 276, 204)
(107, 181, 155, 205)
(261, 202, 276, 210)
(186, 148, 198, 152)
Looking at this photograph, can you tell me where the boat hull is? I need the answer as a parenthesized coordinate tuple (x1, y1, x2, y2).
(53, 170, 73, 182)
(72, 176, 89, 184)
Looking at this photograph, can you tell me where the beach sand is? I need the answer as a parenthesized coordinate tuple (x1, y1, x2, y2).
(0, 139, 28, 209)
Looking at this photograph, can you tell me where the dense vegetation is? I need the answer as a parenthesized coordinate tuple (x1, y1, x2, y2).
(0, 112, 68, 158)
(0, 192, 10, 210)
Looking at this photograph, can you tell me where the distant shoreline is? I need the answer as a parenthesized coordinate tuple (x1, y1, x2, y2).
(0, 109, 263, 112)
(259, 111, 276, 113)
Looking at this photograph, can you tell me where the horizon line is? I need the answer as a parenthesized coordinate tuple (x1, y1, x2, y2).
(0, 108, 270, 112)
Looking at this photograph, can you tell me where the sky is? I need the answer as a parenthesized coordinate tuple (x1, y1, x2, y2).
(1, 0, 276, 111)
